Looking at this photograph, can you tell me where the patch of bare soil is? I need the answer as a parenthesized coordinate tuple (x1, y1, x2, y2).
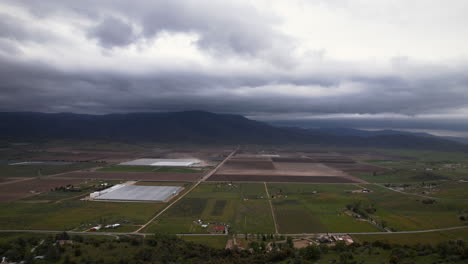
(57, 171, 203, 182)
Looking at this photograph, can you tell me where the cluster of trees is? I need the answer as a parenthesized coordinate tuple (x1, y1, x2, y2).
(1, 232, 468, 264)
(51, 185, 82, 192)
(346, 201, 377, 219)
(421, 199, 437, 204)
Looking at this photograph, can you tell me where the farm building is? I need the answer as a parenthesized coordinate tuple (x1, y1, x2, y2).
(119, 158, 201, 167)
(91, 184, 183, 202)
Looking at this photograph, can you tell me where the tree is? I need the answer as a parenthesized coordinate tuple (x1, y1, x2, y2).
(301, 245, 321, 261)
(286, 237, 293, 248)
(45, 244, 60, 261)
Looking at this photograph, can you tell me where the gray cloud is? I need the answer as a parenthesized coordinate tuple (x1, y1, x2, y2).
(0, 13, 54, 44)
(0, 0, 467, 134)
(4, 0, 285, 56)
(87, 16, 138, 48)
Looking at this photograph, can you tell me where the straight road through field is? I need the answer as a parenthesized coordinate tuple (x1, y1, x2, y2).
(133, 147, 238, 233)
(264, 182, 279, 234)
(2, 225, 467, 237)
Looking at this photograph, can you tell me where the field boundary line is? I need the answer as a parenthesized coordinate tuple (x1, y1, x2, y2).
(0, 177, 34, 186)
(264, 182, 279, 234)
(133, 147, 238, 233)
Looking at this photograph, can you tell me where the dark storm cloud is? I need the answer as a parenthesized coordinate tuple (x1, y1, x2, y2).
(0, 0, 467, 134)
(4, 0, 282, 55)
(0, 50, 467, 120)
(87, 16, 138, 48)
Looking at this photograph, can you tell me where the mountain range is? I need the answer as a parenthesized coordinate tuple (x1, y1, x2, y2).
(0, 111, 466, 151)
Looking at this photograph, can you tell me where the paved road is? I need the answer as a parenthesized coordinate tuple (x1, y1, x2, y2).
(133, 147, 238, 233)
(1, 225, 466, 237)
(199, 148, 238, 182)
(0, 230, 227, 237)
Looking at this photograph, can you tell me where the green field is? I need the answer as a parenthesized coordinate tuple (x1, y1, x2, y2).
(179, 235, 228, 248)
(0, 200, 165, 231)
(359, 184, 468, 231)
(393, 181, 468, 200)
(355, 149, 468, 183)
(143, 182, 276, 234)
(268, 184, 381, 233)
(0, 162, 101, 178)
(266, 183, 468, 233)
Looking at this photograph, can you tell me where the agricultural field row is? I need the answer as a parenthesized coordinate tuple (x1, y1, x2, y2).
(1, 181, 466, 235)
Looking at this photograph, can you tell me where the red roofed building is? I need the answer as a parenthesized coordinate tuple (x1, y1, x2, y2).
(212, 226, 225, 233)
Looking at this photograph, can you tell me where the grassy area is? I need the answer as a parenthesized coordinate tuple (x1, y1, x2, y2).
(179, 235, 228, 248)
(267, 183, 468, 233)
(0, 162, 101, 178)
(98, 165, 205, 173)
(362, 184, 468, 231)
(268, 183, 381, 233)
(395, 181, 468, 200)
(0, 200, 165, 231)
(143, 182, 276, 234)
(353, 228, 468, 245)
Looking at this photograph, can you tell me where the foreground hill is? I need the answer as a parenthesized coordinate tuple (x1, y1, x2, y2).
(0, 111, 466, 151)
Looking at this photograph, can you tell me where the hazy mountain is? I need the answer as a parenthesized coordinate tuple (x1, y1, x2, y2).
(309, 127, 434, 138)
(0, 111, 466, 151)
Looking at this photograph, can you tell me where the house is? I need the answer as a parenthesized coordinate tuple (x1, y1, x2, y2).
(90, 225, 102, 231)
(212, 226, 226, 233)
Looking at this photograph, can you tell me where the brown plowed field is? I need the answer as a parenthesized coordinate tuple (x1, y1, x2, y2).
(0, 178, 86, 202)
(323, 163, 388, 173)
(271, 157, 316, 163)
(307, 158, 355, 163)
(221, 160, 275, 170)
(57, 171, 203, 182)
(272, 162, 346, 176)
(207, 175, 362, 183)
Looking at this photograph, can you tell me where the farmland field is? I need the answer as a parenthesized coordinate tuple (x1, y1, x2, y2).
(0, 162, 101, 178)
(361, 184, 468, 231)
(179, 235, 228, 248)
(0, 144, 467, 248)
(0, 178, 89, 202)
(59, 171, 203, 181)
(401, 181, 468, 199)
(0, 200, 165, 230)
(268, 183, 381, 233)
(99, 165, 206, 173)
(142, 182, 276, 234)
(267, 183, 468, 233)
(208, 174, 362, 183)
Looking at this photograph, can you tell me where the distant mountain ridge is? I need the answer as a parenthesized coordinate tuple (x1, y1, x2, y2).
(308, 127, 434, 138)
(0, 111, 467, 151)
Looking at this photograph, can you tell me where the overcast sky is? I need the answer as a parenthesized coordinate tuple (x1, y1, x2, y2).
(1, 0, 467, 135)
